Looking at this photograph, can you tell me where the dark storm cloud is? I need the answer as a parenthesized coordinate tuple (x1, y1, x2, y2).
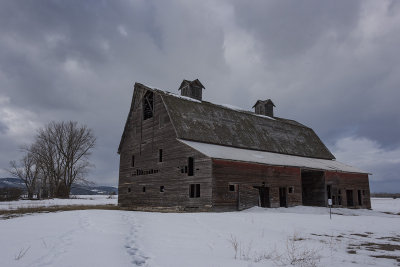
(230, 0, 400, 149)
(0, 0, 162, 111)
(0, 0, 399, 192)
(0, 0, 229, 185)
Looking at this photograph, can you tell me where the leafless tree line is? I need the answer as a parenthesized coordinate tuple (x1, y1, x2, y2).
(8, 121, 96, 199)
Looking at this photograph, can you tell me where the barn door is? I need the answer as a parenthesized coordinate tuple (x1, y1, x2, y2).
(346, 190, 354, 206)
(238, 184, 259, 210)
(279, 187, 287, 207)
(259, 187, 270, 208)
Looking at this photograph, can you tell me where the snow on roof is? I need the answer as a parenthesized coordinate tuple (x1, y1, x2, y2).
(218, 103, 248, 112)
(153, 88, 202, 103)
(253, 113, 276, 120)
(217, 104, 276, 120)
(178, 139, 368, 174)
(150, 84, 275, 120)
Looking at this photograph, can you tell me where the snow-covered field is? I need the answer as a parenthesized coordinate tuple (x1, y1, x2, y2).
(0, 198, 399, 267)
(0, 195, 117, 210)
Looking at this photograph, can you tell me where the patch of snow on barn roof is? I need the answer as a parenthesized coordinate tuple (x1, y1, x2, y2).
(178, 140, 368, 174)
(253, 113, 276, 120)
(216, 104, 275, 120)
(218, 103, 248, 112)
(152, 87, 202, 103)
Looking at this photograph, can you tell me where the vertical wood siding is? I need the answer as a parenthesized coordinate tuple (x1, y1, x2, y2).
(325, 171, 371, 208)
(211, 159, 302, 211)
(118, 86, 212, 211)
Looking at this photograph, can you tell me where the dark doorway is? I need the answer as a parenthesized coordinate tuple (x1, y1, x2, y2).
(301, 170, 325, 206)
(346, 190, 354, 206)
(357, 190, 362, 206)
(279, 187, 287, 207)
(258, 187, 270, 208)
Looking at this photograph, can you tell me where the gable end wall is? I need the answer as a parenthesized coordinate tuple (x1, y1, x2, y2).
(118, 86, 213, 211)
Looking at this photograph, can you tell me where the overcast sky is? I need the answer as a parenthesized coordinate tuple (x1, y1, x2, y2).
(1, 0, 399, 192)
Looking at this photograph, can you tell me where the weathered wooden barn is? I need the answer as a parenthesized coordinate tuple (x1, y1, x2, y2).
(118, 79, 371, 211)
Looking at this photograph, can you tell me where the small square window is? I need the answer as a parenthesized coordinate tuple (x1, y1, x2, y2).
(142, 186, 146, 193)
(160, 186, 165, 193)
(229, 184, 236, 192)
(288, 187, 294, 194)
(131, 155, 135, 167)
(128, 187, 131, 193)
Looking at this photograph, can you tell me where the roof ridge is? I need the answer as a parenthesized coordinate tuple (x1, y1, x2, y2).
(147, 85, 311, 130)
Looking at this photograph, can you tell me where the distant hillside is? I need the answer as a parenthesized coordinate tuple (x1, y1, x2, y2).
(0, 178, 118, 195)
(71, 184, 118, 195)
(0, 178, 25, 189)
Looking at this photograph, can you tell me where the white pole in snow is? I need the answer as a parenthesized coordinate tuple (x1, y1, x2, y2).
(328, 199, 332, 219)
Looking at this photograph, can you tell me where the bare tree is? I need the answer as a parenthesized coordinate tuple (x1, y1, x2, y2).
(8, 151, 40, 199)
(31, 125, 65, 198)
(50, 121, 96, 197)
(13, 121, 96, 199)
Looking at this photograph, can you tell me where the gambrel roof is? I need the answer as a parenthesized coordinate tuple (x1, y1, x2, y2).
(119, 83, 335, 160)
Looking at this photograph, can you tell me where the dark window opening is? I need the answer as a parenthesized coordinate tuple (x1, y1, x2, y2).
(189, 184, 200, 198)
(332, 195, 336, 205)
(159, 149, 163, 162)
(288, 186, 294, 194)
(128, 187, 131, 193)
(338, 196, 342, 205)
(131, 155, 135, 167)
(338, 189, 341, 195)
(188, 157, 194, 176)
(229, 184, 236, 192)
(160, 186, 165, 193)
(143, 91, 154, 120)
(142, 187, 146, 193)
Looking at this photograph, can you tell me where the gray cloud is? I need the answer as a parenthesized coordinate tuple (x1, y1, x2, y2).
(0, 121, 8, 134)
(0, 0, 399, 192)
(229, 0, 400, 148)
(232, 0, 362, 62)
